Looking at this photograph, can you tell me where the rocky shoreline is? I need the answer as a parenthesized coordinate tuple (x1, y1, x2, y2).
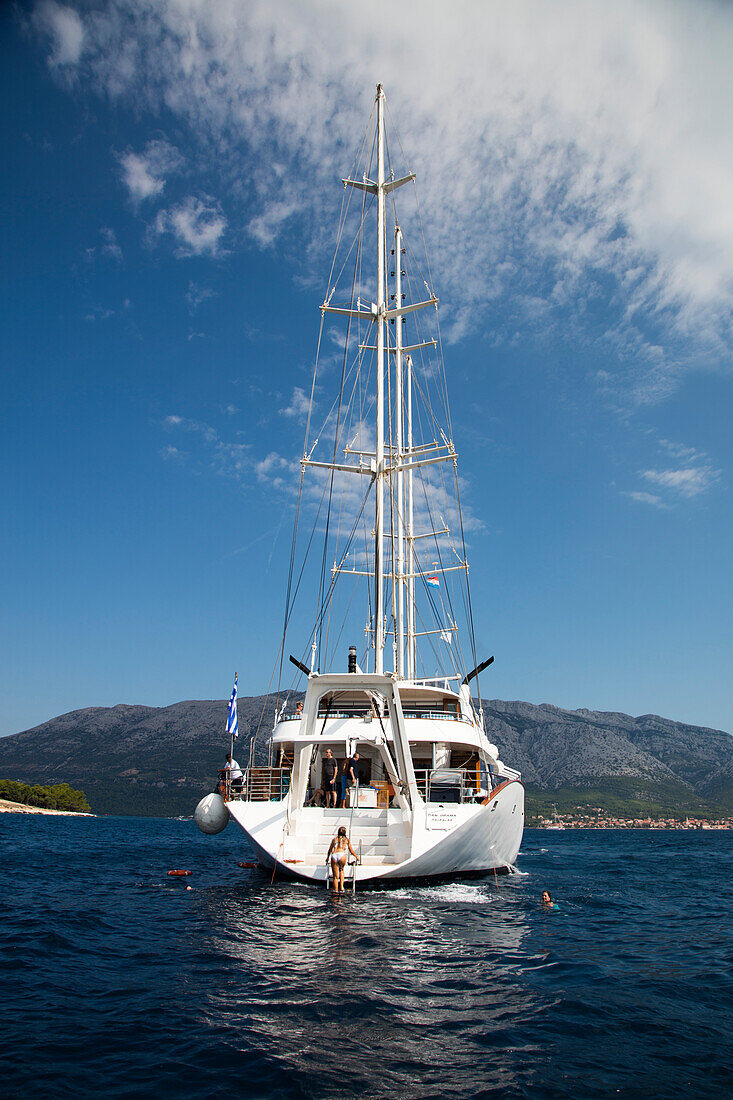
(0, 798, 93, 817)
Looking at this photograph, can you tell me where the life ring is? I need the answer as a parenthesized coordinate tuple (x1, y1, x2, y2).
(238, 861, 257, 869)
(167, 869, 192, 877)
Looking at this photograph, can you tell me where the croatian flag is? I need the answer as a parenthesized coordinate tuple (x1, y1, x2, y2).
(226, 674, 238, 740)
(427, 575, 440, 588)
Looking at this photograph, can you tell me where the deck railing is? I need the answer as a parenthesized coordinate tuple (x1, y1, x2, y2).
(225, 766, 489, 805)
(227, 767, 291, 802)
(412, 768, 486, 805)
(280, 710, 466, 722)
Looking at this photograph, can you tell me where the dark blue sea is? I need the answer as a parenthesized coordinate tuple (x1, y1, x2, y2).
(1, 817, 731, 1099)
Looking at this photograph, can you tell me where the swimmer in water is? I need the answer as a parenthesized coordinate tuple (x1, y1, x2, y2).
(542, 890, 559, 909)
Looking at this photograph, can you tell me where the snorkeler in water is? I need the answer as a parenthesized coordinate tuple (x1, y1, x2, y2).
(542, 890, 559, 909)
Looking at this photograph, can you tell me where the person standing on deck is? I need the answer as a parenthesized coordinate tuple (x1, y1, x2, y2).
(340, 751, 360, 807)
(222, 752, 243, 795)
(322, 748, 338, 808)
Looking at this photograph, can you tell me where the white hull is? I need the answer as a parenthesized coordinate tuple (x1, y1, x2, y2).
(227, 780, 524, 886)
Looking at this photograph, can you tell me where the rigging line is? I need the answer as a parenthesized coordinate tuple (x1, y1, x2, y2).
(412, 462, 464, 680)
(260, 474, 332, 753)
(323, 102, 376, 298)
(329, 573, 361, 666)
(305, 478, 375, 668)
(409, 541, 466, 684)
(309, 114, 376, 461)
(305, 325, 376, 458)
(250, 658, 284, 767)
(401, 251, 451, 437)
(277, 463, 306, 702)
(327, 193, 377, 306)
(327, 194, 370, 657)
(411, 552, 463, 682)
(415, 471, 468, 682)
(411, 597, 456, 683)
(407, 433, 460, 682)
(303, 317, 323, 486)
(321, 174, 370, 670)
(410, 186, 454, 445)
(386, 442, 469, 682)
(292, 469, 375, 686)
(398, 231, 448, 439)
(270, 480, 332, 721)
(284, 473, 330, 636)
(310, 202, 377, 447)
(455, 462, 479, 678)
(315, 123, 375, 453)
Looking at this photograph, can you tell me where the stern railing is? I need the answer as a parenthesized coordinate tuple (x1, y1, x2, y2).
(226, 767, 291, 802)
(412, 768, 488, 805)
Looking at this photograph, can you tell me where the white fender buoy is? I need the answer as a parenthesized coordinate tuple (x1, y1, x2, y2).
(194, 792, 229, 835)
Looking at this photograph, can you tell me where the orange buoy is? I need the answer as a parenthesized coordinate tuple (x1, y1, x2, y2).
(238, 861, 257, 869)
(167, 869, 192, 877)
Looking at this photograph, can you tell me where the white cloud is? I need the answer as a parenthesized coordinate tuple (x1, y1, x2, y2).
(118, 138, 182, 204)
(154, 196, 227, 256)
(248, 200, 298, 248)
(279, 386, 311, 420)
(83, 306, 114, 321)
(163, 414, 249, 478)
(100, 226, 122, 260)
(622, 490, 667, 509)
(37, 0, 733, 400)
(658, 439, 702, 462)
(120, 153, 163, 202)
(641, 465, 720, 499)
(160, 444, 184, 462)
(163, 414, 216, 443)
(186, 281, 216, 313)
(34, 1, 83, 67)
(624, 436, 721, 506)
(256, 452, 292, 488)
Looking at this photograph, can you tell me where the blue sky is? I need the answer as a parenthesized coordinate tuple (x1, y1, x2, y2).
(2, 0, 732, 737)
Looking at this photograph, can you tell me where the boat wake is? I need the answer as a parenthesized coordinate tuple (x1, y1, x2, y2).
(384, 883, 493, 904)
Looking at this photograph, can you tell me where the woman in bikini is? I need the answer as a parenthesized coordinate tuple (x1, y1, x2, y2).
(326, 826, 358, 892)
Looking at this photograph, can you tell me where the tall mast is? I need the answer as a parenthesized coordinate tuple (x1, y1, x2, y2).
(375, 82, 386, 674)
(394, 224, 405, 677)
(319, 85, 433, 678)
(406, 352, 415, 678)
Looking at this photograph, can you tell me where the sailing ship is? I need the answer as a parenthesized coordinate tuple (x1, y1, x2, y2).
(195, 84, 524, 884)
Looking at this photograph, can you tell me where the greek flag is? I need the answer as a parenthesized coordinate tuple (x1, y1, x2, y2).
(226, 674, 238, 739)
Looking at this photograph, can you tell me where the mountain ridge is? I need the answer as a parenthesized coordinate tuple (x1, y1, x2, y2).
(0, 695, 730, 817)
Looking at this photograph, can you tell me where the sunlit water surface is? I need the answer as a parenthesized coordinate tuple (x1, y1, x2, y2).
(1, 817, 730, 1098)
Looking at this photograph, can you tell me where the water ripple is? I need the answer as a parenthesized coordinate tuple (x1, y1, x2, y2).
(0, 817, 730, 1098)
